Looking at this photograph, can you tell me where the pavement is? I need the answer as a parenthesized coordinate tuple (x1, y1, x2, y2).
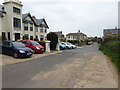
(0, 51, 62, 66)
(2, 43, 118, 88)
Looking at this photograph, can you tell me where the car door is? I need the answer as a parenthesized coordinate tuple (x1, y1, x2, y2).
(25, 41, 32, 48)
(7, 42, 14, 55)
(2, 41, 10, 54)
(2, 41, 8, 54)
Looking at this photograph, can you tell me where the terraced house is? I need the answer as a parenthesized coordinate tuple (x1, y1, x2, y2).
(0, 0, 49, 41)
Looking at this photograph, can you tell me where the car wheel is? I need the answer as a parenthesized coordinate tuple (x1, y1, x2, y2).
(32, 49, 35, 53)
(13, 52, 18, 58)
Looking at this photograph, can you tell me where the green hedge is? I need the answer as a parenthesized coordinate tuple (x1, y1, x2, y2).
(37, 41, 46, 52)
(99, 40, 120, 71)
(47, 32, 58, 50)
(67, 40, 79, 45)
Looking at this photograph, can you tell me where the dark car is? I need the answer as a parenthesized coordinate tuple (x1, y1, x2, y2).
(1, 40, 33, 58)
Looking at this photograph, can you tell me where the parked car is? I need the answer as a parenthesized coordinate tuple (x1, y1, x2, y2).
(86, 41, 93, 45)
(66, 42, 77, 49)
(59, 43, 67, 50)
(61, 42, 72, 49)
(20, 40, 44, 53)
(1, 40, 33, 58)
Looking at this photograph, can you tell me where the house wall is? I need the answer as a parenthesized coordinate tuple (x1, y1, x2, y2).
(66, 34, 87, 41)
(1, 0, 48, 41)
(66, 35, 77, 41)
(3, 0, 22, 41)
(36, 26, 47, 41)
(22, 16, 35, 39)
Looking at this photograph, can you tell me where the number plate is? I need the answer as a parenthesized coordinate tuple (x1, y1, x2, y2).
(27, 53, 31, 55)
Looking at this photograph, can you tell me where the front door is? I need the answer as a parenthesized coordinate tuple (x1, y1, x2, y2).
(15, 33, 20, 41)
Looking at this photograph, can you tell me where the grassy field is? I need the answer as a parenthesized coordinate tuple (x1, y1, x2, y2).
(99, 40, 120, 71)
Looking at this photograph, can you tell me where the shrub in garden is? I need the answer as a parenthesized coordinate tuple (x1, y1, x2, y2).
(47, 32, 58, 50)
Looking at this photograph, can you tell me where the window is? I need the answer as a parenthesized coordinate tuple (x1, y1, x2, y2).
(30, 36, 33, 40)
(2, 32, 6, 40)
(8, 32, 10, 40)
(40, 29, 43, 33)
(23, 34, 29, 40)
(73, 36, 76, 39)
(13, 7, 21, 14)
(30, 24, 33, 31)
(13, 18, 21, 28)
(2, 41, 13, 47)
(40, 35, 44, 41)
(35, 27, 38, 32)
(68, 36, 70, 38)
(45, 29, 47, 33)
(24, 23, 28, 30)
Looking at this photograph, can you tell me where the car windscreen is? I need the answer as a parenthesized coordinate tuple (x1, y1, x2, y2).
(61, 43, 66, 45)
(12, 42, 26, 48)
(31, 41, 40, 45)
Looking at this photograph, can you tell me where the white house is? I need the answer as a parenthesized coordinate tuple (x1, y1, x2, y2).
(66, 30, 87, 41)
(0, 0, 49, 41)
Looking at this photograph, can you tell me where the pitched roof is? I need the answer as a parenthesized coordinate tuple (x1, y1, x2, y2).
(22, 13, 34, 24)
(33, 18, 43, 26)
(104, 29, 120, 35)
(22, 13, 30, 20)
(22, 13, 49, 28)
(67, 32, 86, 36)
(33, 18, 49, 28)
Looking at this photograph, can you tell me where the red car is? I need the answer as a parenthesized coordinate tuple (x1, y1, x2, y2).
(20, 40, 44, 53)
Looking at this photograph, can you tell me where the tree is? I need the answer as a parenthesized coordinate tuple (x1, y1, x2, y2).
(47, 32, 58, 50)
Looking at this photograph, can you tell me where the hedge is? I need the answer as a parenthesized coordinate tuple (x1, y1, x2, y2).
(99, 40, 120, 71)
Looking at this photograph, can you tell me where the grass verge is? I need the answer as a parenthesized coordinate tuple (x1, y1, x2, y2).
(99, 40, 120, 71)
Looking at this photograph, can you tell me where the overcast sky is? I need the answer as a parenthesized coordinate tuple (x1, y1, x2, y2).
(1, 0, 119, 37)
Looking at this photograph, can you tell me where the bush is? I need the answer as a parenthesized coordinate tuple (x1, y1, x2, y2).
(37, 41, 46, 51)
(99, 40, 120, 71)
(47, 32, 58, 50)
(67, 40, 79, 45)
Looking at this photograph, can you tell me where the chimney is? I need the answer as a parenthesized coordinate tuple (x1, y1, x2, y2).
(32, 16, 36, 19)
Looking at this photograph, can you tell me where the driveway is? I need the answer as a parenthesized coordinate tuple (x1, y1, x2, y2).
(2, 43, 118, 88)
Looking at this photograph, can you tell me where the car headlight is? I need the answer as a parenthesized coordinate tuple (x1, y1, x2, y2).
(36, 46, 40, 50)
(19, 50, 25, 53)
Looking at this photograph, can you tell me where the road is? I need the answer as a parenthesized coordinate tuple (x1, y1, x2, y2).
(2, 43, 118, 88)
